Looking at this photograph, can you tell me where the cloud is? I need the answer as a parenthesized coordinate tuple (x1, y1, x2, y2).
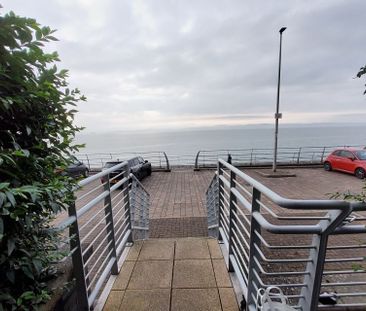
(2, 0, 365, 131)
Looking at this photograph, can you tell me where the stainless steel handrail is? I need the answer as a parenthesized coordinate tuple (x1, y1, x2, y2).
(206, 159, 366, 311)
(54, 162, 150, 310)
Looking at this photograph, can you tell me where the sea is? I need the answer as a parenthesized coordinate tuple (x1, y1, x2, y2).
(74, 124, 366, 163)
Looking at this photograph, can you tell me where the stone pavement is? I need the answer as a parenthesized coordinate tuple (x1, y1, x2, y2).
(103, 238, 239, 311)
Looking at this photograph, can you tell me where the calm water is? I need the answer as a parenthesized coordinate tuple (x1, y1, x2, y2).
(75, 125, 366, 157)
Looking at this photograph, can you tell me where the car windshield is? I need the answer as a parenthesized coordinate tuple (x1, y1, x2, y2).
(355, 151, 366, 160)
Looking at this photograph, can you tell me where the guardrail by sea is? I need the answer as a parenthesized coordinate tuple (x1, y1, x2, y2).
(75, 145, 364, 170)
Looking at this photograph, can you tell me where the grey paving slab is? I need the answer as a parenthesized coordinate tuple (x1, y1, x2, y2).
(128, 260, 173, 290)
(208, 238, 224, 259)
(103, 290, 124, 311)
(126, 241, 142, 261)
(119, 289, 170, 311)
(112, 261, 135, 290)
(219, 287, 239, 311)
(138, 239, 175, 261)
(173, 259, 216, 288)
(175, 238, 210, 259)
(171, 288, 222, 311)
(212, 259, 232, 288)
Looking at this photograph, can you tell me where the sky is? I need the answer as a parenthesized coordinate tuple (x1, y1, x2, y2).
(3, 0, 366, 132)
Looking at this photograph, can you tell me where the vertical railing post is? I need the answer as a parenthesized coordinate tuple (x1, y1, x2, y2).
(85, 154, 90, 170)
(320, 147, 326, 163)
(227, 170, 237, 272)
(126, 172, 133, 243)
(103, 173, 118, 275)
(297, 147, 302, 164)
(68, 203, 89, 310)
(217, 161, 224, 242)
(246, 187, 262, 308)
(250, 149, 253, 166)
(299, 208, 351, 310)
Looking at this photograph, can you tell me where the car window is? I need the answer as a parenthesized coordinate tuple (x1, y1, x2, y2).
(332, 150, 342, 156)
(340, 150, 354, 158)
(355, 150, 366, 160)
(104, 162, 120, 168)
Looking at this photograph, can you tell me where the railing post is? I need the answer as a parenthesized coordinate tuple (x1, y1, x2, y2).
(297, 147, 302, 164)
(227, 170, 237, 272)
(246, 187, 262, 308)
(85, 154, 90, 170)
(217, 161, 223, 242)
(68, 203, 89, 310)
(194, 151, 201, 170)
(299, 208, 352, 310)
(126, 173, 133, 243)
(103, 174, 119, 275)
(320, 147, 326, 163)
(250, 149, 253, 166)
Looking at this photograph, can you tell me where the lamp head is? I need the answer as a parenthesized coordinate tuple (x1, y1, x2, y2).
(279, 27, 287, 34)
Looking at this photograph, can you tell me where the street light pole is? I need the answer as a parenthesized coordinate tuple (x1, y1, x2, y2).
(273, 27, 286, 172)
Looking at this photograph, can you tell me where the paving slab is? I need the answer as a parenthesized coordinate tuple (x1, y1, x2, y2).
(219, 287, 239, 311)
(128, 260, 173, 290)
(175, 238, 210, 259)
(208, 238, 224, 259)
(171, 288, 222, 311)
(126, 241, 142, 261)
(119, 289, 170, 311)
(112, 261, 135, 290)
(138, 239, 175, 261)
(212, 259, 232, 287)
(173, 259, 216, 288)
(103, 290, 124, 311)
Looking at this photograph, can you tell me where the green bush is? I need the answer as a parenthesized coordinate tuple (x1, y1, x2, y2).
(0, 11, 85, 310)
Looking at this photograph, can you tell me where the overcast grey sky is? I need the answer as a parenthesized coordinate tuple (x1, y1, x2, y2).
(3, 0, 366, 132)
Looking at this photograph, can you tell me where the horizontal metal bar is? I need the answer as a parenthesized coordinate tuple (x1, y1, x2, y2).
(77, 190, 109, 219)
(116, 229, 131, 257)
(87, 255, 116, 306)
(254, 230, 315, 250)
(110, 176, 129, 192)
(253, 212, 322, 234)
(55, 215, 76, 231)
(79, 161, 128, 187)
(219, 159, 354, 210)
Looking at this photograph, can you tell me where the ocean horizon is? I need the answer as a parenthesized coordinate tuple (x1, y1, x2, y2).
(75, 123, 366, 158)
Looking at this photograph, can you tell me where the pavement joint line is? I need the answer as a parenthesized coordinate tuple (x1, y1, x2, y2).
(209, 246, 225, 311)
(169, 240, 176, 311)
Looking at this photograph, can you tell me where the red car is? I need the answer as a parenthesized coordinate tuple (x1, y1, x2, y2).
(324, 148, 366, 179)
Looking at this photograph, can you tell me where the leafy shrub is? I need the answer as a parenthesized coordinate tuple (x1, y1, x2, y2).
(0, 11, 85, 310)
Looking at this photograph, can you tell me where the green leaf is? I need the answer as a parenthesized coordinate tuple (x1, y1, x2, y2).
(7, 238, 15, 256)
(5, 191, 15, 207)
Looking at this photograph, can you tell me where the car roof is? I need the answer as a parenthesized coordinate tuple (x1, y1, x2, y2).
(333, 147, 362, 152)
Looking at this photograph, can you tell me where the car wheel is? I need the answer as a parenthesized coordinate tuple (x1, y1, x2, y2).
(324, 162, 332, 171)
(83, 169, 89, 178)
(355, 168, 365, 179)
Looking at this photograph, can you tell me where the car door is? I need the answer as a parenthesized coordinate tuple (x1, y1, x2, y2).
(329, 150, 343, 170)
(338, 150, 356, 173)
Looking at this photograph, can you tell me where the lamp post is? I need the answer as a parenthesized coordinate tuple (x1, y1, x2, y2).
(272, 27, 286, 172)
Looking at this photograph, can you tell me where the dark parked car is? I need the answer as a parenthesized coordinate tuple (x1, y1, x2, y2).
(65, 157, 89, 178)
(128, 156, 152, 180)
(101, 157, 151, 184)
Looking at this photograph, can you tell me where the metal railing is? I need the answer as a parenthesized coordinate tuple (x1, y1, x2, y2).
(206, 159, 366, 310)
(76, 151, 170, 171)
(196, 145, 364, 169)
(55, 162, 150, 310)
